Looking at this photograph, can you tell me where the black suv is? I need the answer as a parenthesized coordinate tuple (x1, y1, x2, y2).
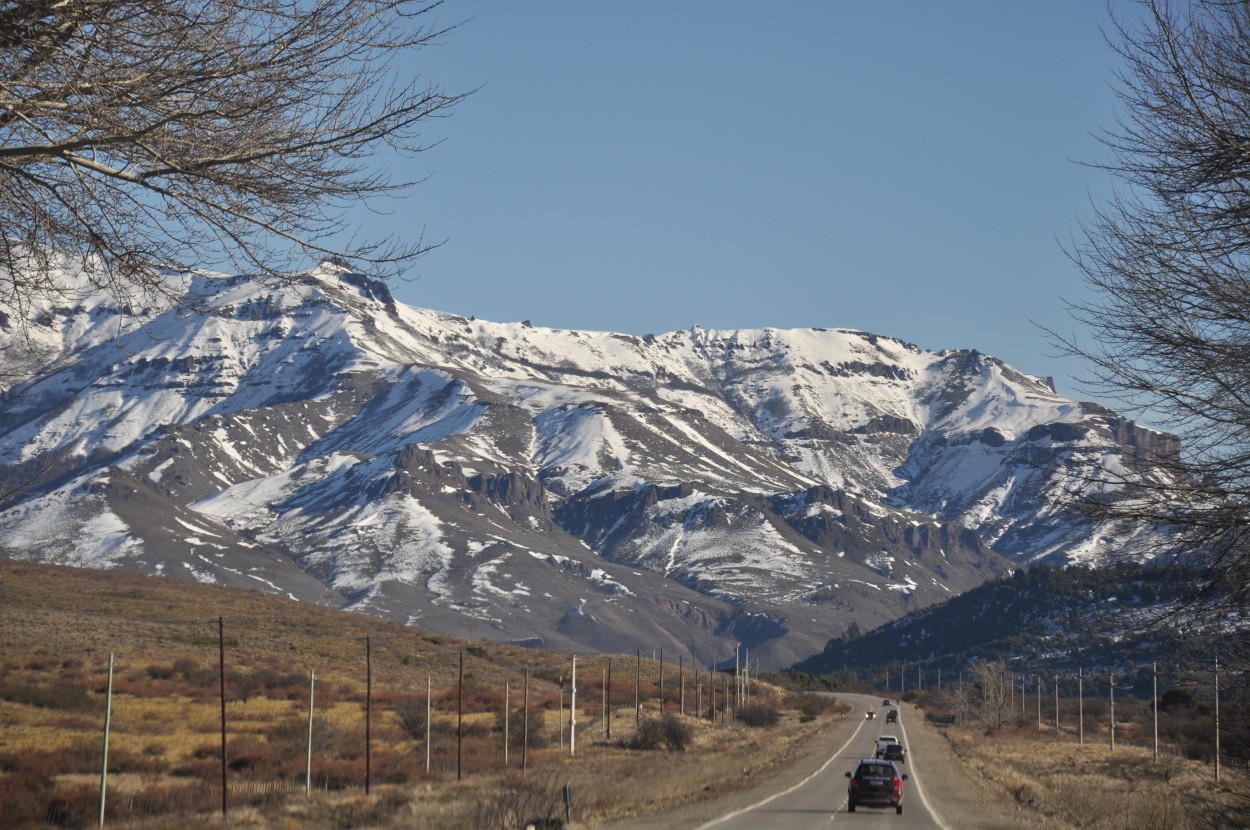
(886, 709, 898, 723)
(846, 759, 906, 814)
(880, 742, 906, 764)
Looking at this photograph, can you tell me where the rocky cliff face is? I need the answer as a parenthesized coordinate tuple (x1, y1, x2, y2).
(0, 261, 1179, 668)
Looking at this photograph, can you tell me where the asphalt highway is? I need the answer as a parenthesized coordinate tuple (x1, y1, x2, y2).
(692, 694, 953, 830)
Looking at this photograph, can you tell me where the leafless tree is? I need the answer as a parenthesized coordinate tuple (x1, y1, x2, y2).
(963, 659, 1011, 731)
(1058, 2, 1250, 821)
(0, 0, 464, 323)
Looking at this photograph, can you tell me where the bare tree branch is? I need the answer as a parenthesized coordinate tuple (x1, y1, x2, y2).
(1057, 4, 1250, 820)
(0, 0, 466, 321)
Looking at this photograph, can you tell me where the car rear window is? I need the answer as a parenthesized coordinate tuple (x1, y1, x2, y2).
(859, 764, 893, 777)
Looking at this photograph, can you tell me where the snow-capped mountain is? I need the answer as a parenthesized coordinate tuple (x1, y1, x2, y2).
(0, 259, 1179, 669)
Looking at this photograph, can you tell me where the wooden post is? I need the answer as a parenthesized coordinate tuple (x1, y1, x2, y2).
(1054, 675, 1059, 734)
(98, 652, 114, 829)
(1078, 667, 1084, 746)
(1152, 662, 1158, 764)
(1215, 659, 1221, 783)
(365, 636, 372, 795)
(457, 650, 464, 780)
(635, 650, 641, 728)
(425, 675, 431, 773)
(569, 656, 577, 757)
(558, 676, 564, 749)
(744, 648, 749, 704)
(602, 667, 607, 741)
(606, 658, 612, 742)
(305, 670, 315, 797)
(1109, 671, 1115, 752)
(219, 617, 228, 820)
(679, 655, 685, 716)
(1036, 674, 1041, 729)
(522, 667, 530, 773)
(734, 644, 740, 707)
(659, 647, 664, 715)
(504, 680, 510, 767)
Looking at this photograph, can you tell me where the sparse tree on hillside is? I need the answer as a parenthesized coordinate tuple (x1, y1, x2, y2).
(0, 0, 463, 322)
(1060, 1, 1250, 821)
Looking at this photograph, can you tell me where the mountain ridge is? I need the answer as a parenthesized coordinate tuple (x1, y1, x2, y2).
(0, 259, 1179, 668)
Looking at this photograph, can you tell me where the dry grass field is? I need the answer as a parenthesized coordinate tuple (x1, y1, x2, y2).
(931, 718, 1242, 829)
(0, 561, 848, 829)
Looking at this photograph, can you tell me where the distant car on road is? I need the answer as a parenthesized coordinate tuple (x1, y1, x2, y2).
(865, 708, 877, 720)
(846, 759, 907, 814)
(886, 709, 898, 723)
(880, 742, 906, 764)
(882, 698, 891, 706)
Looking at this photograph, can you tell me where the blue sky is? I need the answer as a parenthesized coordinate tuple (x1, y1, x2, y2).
(357, 2, 1131, 401)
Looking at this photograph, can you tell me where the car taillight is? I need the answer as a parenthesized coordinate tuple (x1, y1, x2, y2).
(850, 778, 860, 789)
(892, 776, 902, 791)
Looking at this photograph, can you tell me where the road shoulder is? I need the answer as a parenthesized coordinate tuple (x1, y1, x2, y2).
(897, 700, 1054, 829)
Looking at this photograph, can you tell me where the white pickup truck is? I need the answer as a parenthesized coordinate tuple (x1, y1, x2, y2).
(875, 735, 906, 763)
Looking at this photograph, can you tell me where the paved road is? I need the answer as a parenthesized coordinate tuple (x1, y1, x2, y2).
(693, 694, 952, 830)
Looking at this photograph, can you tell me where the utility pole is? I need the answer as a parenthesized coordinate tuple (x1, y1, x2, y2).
(522, 667, 529, 773)
(1054, 675, 1059, 734)
(365, 636, 371, 795)
(606, 658, 612, 742)
(734, 644, 740, 707)
(744, 648, 750, 704)
(659, 648, 664, 715)
(504, 681, 510, 767)
(219, 617, 227, 821)
(569, 656, 577, 757)
(1215, 658, 1221, 783)
(1078, 668, 1084, 746)
(306, 670, 315, 797)
(1036, 675, 1041, 730)
(635, 651, 641, 728)
(679, 655, 685, 716)
(98, 652, 114, 829)
(1152, 661, 1158, 764)
(425, 675, 431, 773)
(1109, 671, 1115, 752)
(457, 650, 464, 780)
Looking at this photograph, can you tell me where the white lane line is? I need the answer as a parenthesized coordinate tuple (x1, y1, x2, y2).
(896, 706, 954, 830)
(694, 707, 868, 829)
